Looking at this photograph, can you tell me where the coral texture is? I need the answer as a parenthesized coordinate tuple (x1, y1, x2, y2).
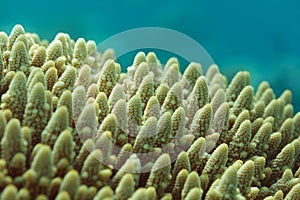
(0, 24, 300, 200)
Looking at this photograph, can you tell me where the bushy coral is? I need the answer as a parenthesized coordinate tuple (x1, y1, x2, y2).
(0, 24, 300, 200)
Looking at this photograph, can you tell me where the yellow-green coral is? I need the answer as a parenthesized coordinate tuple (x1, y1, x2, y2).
(8, 40, 30, 75)
(186, 137, 206, 172)
(1, 71, 27, 121)
(59, 169, 79, 199)
(31, 46, 46, 67)
(189, 104, 212, 139)
(154, 111, 172, 147)
(146, 153, 171, 197)
(136, 74, 155, 110)
(170, 152, 191, 187)
(183, 62, 202, 89)
(52, 129, 75, 165)
(133, 116, 157, 154)
(108, 83, 126, 110)
(45, 67, 58, 91)
(228, 120, 253, 165)
(0, 25, 300, 200)
(181, 171, 202, 199)
(237, 160, 255, 197)
(202, 143, 228, 186)
(30, 145, 54, 178)
(46, 40, 63, 62)
(162, 82, 183, 114)
(1, 119, 26, 173)
(41, 106, 69, 147)
(23, 82, 49, 146)
(115, 173, 135, 200)
(97, 59, 117, 97)
(162, 63, 180, 88)
(7, 24, 25, 51)
(27, 69, 46, 94)
(0, 32, 8, 51)
(72, 38, 87, 68)
(127, 95, 143, 143)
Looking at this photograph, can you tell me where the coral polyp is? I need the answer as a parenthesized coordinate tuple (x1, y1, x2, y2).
(0, 24, 300, 199)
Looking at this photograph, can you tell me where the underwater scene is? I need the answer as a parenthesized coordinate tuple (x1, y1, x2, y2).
(0, 0, 300, 199)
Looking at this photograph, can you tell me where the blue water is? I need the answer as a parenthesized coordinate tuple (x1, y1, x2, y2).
(1, 0, 299, 111)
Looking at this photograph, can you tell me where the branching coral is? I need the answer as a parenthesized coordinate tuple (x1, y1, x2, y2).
(0, 24, 299, 200)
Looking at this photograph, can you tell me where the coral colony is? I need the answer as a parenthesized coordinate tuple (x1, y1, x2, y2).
(0, 24, 300, 200)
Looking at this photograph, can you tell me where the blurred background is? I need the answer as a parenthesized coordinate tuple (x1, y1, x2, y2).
(0, 0, 299, 111)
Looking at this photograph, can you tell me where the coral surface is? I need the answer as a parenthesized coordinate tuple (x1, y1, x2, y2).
(0, 24, 300, 200)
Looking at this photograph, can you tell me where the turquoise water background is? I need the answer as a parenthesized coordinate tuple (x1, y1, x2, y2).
(1, 0, 299, 111)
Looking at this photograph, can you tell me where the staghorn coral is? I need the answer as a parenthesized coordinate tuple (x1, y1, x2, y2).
(0, 24, 299, 200)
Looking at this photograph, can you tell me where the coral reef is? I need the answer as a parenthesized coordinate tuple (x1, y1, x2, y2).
(0, 24, 300, 200)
